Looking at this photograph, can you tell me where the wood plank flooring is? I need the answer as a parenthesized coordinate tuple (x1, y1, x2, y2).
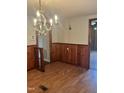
(27, 62, 97, 93)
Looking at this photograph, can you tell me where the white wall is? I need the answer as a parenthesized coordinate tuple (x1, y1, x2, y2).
(27, 16, 36, 45)
(52, 16, 66, 43)
(52, 29, 58, 43)
(52, 14, 97, 44)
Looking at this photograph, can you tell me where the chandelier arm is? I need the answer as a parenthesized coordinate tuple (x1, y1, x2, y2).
(45, 25, 51, 31)
(41, 14, 47, 26)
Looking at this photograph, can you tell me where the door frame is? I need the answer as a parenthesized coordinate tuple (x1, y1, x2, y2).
(49, 31, 52, 63)
(88, 18, 97, 69)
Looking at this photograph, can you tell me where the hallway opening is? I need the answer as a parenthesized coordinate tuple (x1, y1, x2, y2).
(89, 18, 97, 70)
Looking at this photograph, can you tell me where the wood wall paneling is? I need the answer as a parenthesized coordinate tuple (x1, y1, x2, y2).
(60, 44, 68, 63)
(77, 45, 89, 69)
(52, 43, 89, 69)
(59, 44, 77, 64)
(27, 45, 36, 70)
(51, 43, 60, 62)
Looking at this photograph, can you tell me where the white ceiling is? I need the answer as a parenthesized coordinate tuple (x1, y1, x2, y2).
(27, 0, 97, 18)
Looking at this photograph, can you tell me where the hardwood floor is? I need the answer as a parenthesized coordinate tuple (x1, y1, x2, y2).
(27, 62, 97, 93)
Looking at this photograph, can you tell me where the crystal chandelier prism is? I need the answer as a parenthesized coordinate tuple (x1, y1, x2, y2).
(33, 0, 58, 36)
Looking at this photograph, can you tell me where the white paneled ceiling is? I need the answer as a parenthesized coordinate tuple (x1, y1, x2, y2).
(27, 0, 97, 18)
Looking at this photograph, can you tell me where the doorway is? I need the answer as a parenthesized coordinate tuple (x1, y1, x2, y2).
(89, 18, 97, 70)
(36, 31, 52, 64)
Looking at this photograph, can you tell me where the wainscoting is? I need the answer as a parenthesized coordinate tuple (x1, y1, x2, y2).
(27, 43, 89, 70)
(51, 43, 89, 69)
(27, 45, 36, 70)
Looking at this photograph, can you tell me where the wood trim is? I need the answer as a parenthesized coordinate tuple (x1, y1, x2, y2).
(49, 31, 52, 63)
(89, 18, 97, 21)
(36, 31, 39, 48)
(27, 45, 36, 47)
(52, 42, 88, 46)
(27, 68, 34, 71)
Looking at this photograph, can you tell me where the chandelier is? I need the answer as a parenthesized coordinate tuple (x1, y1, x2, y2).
(33, 0, 58, 36)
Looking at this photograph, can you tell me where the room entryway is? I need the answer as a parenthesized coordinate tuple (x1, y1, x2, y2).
(89, 19, 97, 70)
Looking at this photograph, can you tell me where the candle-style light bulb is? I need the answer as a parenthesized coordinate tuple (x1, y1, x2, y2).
(54, 14, 58, 20)
(36, 10, 40, 17)
(49, 18, 53, 26)
(40, 25, 42, 29)
(33, 18, 37, 26)
(54, 14, 58, 24)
